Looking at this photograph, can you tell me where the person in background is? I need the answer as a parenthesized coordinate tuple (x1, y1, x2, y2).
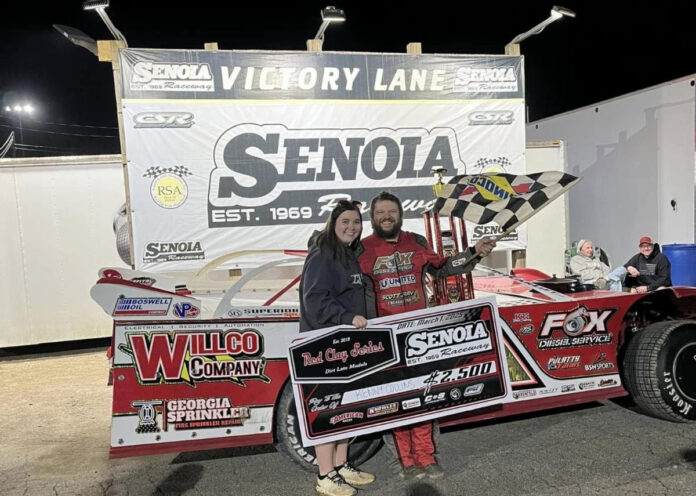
(624, 235, 672, 293)
(299, 200, 375, 496)
(356, 191, 495, 482)
(569, 239, 626, 291)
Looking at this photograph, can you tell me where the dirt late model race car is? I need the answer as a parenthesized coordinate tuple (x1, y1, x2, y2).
(91, 246, 696, 471)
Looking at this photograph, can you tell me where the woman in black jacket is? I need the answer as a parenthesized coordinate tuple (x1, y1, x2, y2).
(299, 200, 375, 496)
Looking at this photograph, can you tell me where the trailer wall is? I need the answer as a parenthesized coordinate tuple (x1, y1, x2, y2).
(1, 155, 124, 347)
(527, 76, 696, 265)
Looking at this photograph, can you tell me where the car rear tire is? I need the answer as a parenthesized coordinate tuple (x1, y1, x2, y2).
(273, 382, 382, 472)
(623, 320, 696, 422)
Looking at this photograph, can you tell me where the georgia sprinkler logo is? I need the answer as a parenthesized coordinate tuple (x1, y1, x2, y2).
(209, 124, 465, 208)
(143, 165, 192, 209)
(130, 62, 214, 92)
(164, 397, 250, 430)
(120, 329, 270, 387)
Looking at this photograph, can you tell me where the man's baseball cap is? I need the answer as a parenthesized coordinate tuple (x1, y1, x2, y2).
(639, 236, 653, 246)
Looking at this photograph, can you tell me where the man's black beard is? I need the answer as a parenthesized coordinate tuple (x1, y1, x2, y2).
(372, 218, 403, 239)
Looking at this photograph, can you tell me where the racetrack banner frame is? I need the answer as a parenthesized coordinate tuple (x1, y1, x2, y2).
(287, 296, 512, 446)
(119, 49, 526, 271)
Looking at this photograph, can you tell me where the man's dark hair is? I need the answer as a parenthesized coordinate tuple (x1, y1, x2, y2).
(369, 191, 403, 219)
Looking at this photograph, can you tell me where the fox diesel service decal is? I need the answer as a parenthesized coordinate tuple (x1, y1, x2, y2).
(122, 329, 270, 387)
(537, 307, 615, 349)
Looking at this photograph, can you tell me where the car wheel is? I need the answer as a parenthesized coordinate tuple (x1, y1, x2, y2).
(623, 319, 696, 422)
(273, 382, 382, 472)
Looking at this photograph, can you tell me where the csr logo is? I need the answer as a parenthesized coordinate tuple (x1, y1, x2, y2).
(134, 112, 194, 128)
(468, 110, 514, 126)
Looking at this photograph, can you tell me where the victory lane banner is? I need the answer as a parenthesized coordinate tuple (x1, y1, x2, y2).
(287, 296, 511, 446)
(118, 49, 526, 271)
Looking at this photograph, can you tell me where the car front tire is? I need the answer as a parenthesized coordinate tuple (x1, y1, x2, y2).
(623, 320, 696, 422)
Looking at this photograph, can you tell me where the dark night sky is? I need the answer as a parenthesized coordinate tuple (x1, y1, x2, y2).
(0, 1, 694, 156)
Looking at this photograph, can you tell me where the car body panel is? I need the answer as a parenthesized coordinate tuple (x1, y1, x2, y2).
(92, 267, 696, 458)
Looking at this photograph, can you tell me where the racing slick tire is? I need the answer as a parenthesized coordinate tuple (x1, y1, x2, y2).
(274, 382, 382, 472)
(623, 320, 696, 422)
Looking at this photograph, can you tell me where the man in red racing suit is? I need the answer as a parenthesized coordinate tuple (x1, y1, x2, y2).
(356, 191, 495, 480)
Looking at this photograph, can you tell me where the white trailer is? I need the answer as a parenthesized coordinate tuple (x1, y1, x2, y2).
(1, 155, 125, 347)
(526, 75, 696, 266)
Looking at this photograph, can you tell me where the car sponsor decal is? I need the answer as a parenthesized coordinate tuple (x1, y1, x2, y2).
(584, 352, 615, 372)
(547, 355, 581, 370)
(163, 397, 250, 431)
(113, 297, 172, 316)
(537, 307, 615, 349)
(173, 302, 200, 318)
(122, 329, 269, 387)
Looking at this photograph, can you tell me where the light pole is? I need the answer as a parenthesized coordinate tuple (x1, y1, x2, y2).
(307, 6, 346, 52)
(82, 0, 128, 46)
(504, 5, 576, 55)
(3, 103, 34, 157)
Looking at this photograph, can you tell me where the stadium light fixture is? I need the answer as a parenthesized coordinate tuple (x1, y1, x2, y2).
(314, 6, 346, 41)
(82, 0, 129, 46)
(505, 5, 576, 55)
(53, 24, 98, 56)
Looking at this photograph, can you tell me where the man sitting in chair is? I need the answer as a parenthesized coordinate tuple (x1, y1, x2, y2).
(569, 239, 627, 291)
(623, 236, 672, 293)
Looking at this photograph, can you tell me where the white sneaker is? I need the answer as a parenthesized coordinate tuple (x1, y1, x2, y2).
(316, 471, 356, 496)
(338, 462, 376, 486)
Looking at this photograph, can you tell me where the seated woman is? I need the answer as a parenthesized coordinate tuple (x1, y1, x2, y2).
(569, 239, 627, 291)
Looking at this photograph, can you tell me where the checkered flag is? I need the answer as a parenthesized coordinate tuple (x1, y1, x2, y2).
(474, 157, 512, 171)
(434, 171, 580, 232)
(142, 165, 192, 178)
(453, 305, 483, 323)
